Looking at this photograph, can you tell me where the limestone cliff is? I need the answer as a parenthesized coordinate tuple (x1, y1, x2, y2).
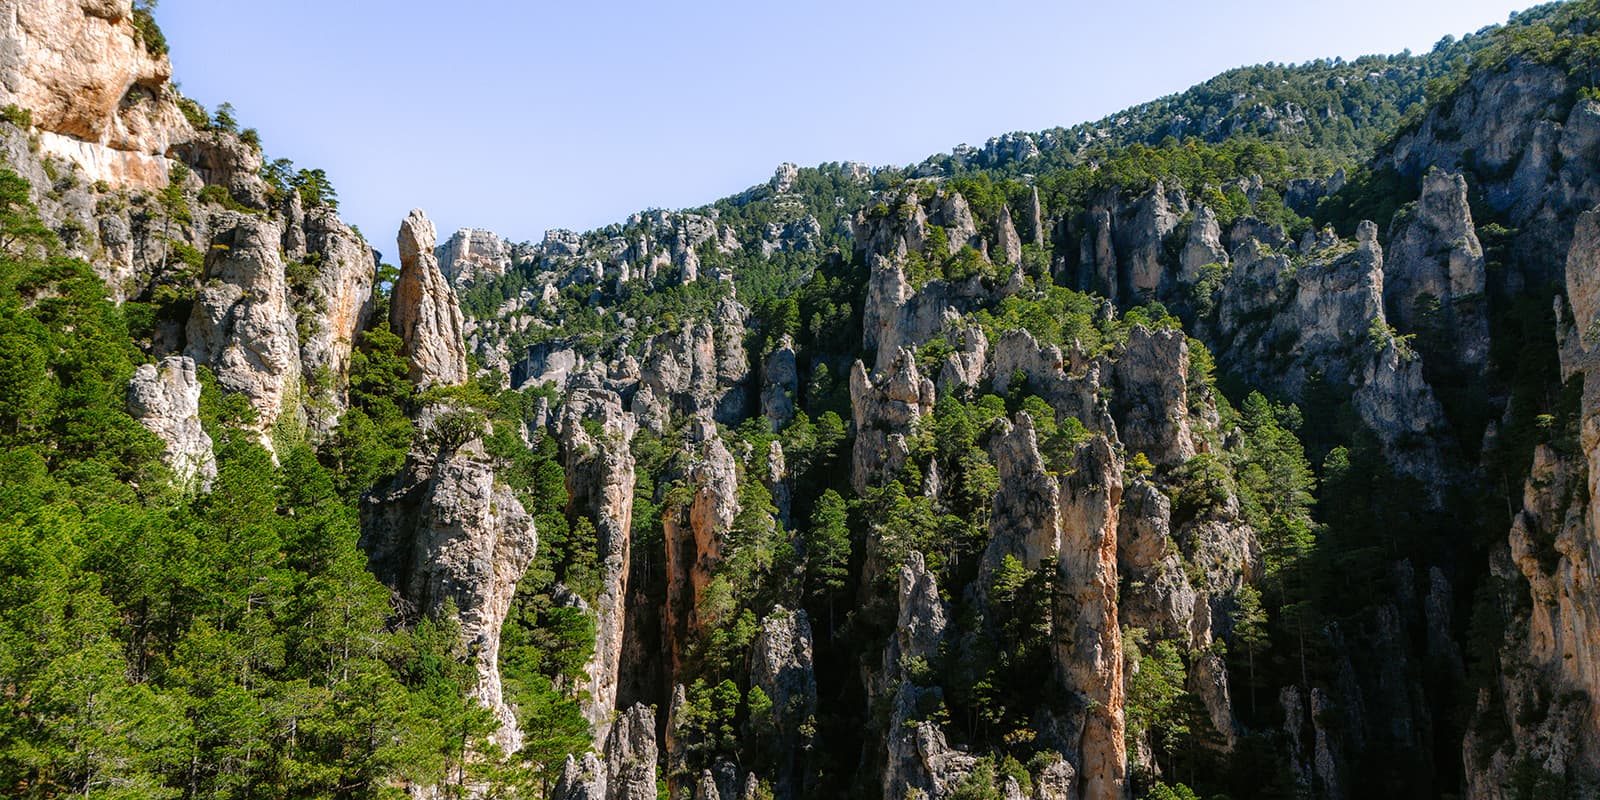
(184, 212, 302, 448)
(127, 355, 215, 490)
(359, 436, 538, 751)
(0, 0, 191, 188)
(392, 209, 469, 389)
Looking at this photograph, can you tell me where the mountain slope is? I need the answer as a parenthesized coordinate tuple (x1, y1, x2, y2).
(2, 2, 1600, 800)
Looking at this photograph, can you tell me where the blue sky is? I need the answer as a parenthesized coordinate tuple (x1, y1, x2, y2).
(155, 0, 1538, 255)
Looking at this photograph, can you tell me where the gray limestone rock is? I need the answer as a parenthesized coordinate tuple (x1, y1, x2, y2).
(391, 209, 469, 388)
(184, 212, 301, 449)
(127, 355, 216, 491)
(1383, 169, 1490, 374)
(749, 607, 817, 800)
(359, 442, 537, 751)
(437, 227, 513, 287)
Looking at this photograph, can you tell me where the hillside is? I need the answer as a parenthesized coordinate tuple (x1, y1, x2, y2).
(1, 2, 1600, 800)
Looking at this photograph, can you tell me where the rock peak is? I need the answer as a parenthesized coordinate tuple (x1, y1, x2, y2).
(391, 208, 469, 388)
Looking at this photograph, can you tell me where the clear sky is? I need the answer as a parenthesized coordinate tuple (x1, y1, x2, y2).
(154, 0, 1540, 256)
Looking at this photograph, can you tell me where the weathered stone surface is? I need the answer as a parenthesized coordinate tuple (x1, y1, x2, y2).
(1056, 436, 1126, 800)
(556, 703, 659, 800)
(1471, 208, 1600, 791)
(664, 418, 739, 674)
(1118, 183, 1186, 302)
(749, 607, 817, 800)
(996, 202, 1023, 267)
(637, 298, 751, 424)
(127, 355, 215, 491)
(559, 386, 638, 733)
(360, 441, 537, 751)
(761, 337, 798, 431)
(169, 130, 267, 209)
(1384, 169, 1489, 374)
(0, 0, 191, 188)
(880, 552, 976, 800)
(938, 191, 979, 253)
(1112, 325, 1196, 469)
(850, 349, 935, 493)
(185, 212, 300, 448)
(935, 323, 988, 399)
(391, 209, 469, 389)
(515, 341, 582, 391)
(981, 414, 1062, 597)
(1179, 204, 1227, 285)
(1027, 186, 1046, 248)
(437, 227, 512, 287)
(297, 207, 375, 436)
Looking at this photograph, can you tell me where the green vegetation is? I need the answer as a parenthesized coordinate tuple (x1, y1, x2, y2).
(131, 1, 168, 57)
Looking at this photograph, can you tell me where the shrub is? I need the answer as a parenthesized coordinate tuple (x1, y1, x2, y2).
(131, 4, 168, 56)
(0, 104, 31, 128)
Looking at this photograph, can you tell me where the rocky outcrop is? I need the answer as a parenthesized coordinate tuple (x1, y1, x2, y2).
(1118, 183, 1186, 302)
(982, 416, 1138, 794)
(636, 298, 751, 424)
(663, 418, 739, 674)
(1383, 169, 1490, 375)
(515, 341, 582, 390)
(996, 202, 1023, 267)
(359, 438, 538, 751)
(0, 0, 192, 188)
(760, 337, 798, 431)
(391, 209, 469, 389)
(935, 323, 988, 399)
(937, 191, 979, 254)
(1111, 326, 1197, 470)
(184, 212, 301, 448)
(850, 349, 934, 493)
(981, 414, 1062, 596)
(1281, 686, 1346, 800)
(862, 254, 956, 373)
(1469, 208, 1600, 792)
(1056, 436, 1126, 800)
(988, 328, 1110, 436)
(559, 385, 639, 733)
(297, 208, 376, 436)
(1179, 204, 1227, 286)
(749, 607, 817, 800)
(168, 130, 268, 210)
(556, 703, 660, 800)
(1027, 186, 1046, 248)
(880, 552, 976, 800)
(127, 355, 215, 491)
(438, 227, 513, 287)
(1208, 221, 1455, 492)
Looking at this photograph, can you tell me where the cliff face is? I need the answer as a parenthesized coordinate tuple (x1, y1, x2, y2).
(1467, 207, 1600, 796)
(184, 213, 303, 448)
(18, 4, 1600, 799)
(0, 0, 191, 188)
(127, 355, 215, 490)
(392, 209, 470, 389)
(360, 436, 538, 751)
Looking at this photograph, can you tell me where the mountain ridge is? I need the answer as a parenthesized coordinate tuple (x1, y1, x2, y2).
(1, 2, 1599, 799)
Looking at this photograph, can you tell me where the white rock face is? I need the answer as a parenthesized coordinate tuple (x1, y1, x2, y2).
(437, 227, 513, 287)
(0, 0, 192, 188)
(1383, 169, 1490, 374)
(184, 213, 302, 449)
(391, 209, 469, 388)
(360, 444, 538, 752)
(298, 208, 376, 436)
(127, 355, 215, 491)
